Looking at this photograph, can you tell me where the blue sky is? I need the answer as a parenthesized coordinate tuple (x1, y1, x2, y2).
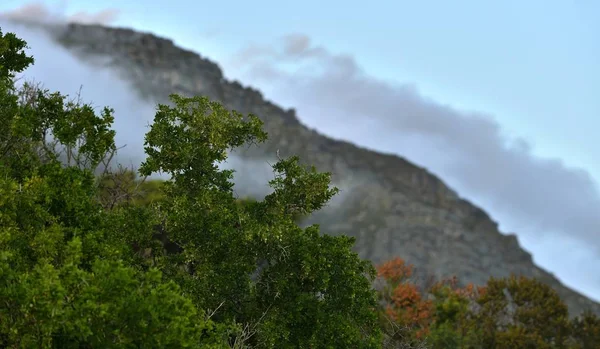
(1, 1, 600, 301)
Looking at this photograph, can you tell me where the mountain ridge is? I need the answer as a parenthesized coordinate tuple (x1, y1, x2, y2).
(16, 20, 599, 317)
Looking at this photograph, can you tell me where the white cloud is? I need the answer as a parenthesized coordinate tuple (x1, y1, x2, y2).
(0, 1, 119, 25)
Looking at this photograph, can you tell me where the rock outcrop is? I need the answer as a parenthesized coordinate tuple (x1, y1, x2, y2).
(26, 22, 600, 317)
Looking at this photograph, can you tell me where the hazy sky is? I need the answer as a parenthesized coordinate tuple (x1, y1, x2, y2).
(1, 1, 599, 302)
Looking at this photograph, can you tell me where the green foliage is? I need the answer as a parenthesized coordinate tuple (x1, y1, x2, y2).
(0, 28, 34, 176)
(473, 275, 571, 349)
(0, 28, 33, 82)
(138, 94, 268, 194)
(426, 281, 482, 349)
(0, 167, 230, 348)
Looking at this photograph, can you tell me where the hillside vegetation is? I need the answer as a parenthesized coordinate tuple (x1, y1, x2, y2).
(1, 28, 599, 348)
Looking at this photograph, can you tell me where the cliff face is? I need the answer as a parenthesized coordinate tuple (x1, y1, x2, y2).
(33, 22, 599, 316)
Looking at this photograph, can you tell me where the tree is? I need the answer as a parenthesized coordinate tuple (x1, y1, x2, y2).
(426, 277, 484, 349)
(376, 257, 433, 347)
(0, 28, 382, 348)
(136, 94, 382, 347)
(474, 275, 571, 349)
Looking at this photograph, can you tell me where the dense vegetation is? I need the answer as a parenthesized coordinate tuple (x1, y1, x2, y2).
(1, 28, 599, 348)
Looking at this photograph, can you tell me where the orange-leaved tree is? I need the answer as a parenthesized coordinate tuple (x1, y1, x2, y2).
(376, 257, 434, 347)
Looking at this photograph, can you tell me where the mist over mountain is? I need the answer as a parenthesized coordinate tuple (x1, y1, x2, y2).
(1, 15, 599, 318)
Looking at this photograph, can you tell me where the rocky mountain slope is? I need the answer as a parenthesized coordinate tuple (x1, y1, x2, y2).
(25, 21, 600, 317)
